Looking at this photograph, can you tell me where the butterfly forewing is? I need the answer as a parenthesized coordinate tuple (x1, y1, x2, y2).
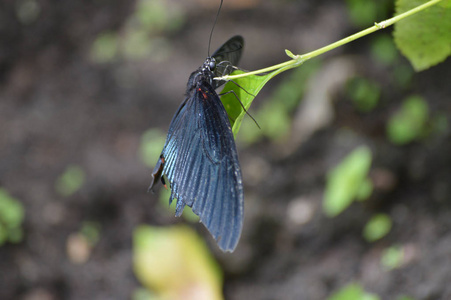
(212, 35, 244, 89)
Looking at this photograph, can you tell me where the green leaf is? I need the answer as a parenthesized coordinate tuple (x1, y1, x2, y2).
(55, 165, 85, 197)
(356, 178, 374, 201)
(346, 0, 391, 28)
(134, 0, 184, 32)
(0, 188, 25, 244)
(0, 188, 25, 228)
(346, 0, 378, 27)
(80, 221, 101, 246)
(431, 113, 449, 136)
(387, 95, 429, 145)
(328, 282, 380, 300)
(381, 245, 405, 270)
(139, 128, 166, 167)
(370, 34, 399, 66)
(363, 213, 392, 242)
(393, 64, 414, 88)
(441, 0, 451, 8)
(7, 227, 23, 243)
(133, 225, 223, 300)
(323, 146, 373, 217)
(394, 0, 451, 71)
(254, 101, 291, 141)
(221, 60, 318, 140)
(132, 287, 157, 300)
(122, 29, 152, 59)
(347, 77, 381, 112)
(90, 32, 119, 63)
(220, 71, 272, 137)
(220, 58, 302, 137)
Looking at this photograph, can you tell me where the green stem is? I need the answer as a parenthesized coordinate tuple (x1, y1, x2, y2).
(219, 0, 444, 81)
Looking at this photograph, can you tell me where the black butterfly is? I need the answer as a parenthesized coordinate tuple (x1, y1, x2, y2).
(149, 36, 245, 252)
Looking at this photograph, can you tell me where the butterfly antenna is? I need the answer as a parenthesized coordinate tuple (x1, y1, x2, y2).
(207, 0, 224, 57)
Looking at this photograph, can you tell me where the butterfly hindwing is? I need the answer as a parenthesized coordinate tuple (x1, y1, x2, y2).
(160, 78, 243, 251)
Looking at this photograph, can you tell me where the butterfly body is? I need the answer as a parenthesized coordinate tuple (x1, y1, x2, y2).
(150, 36, 244, 252)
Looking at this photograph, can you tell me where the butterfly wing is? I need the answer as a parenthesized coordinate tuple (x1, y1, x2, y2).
(160, 79, 244, 252)
(212, 35, 244, 89)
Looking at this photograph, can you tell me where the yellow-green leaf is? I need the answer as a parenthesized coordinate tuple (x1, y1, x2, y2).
(394, 0, 451, 71)
(328, 282, 380, 300)
(363, 213, 392, 242)
(133, 225, 223, 300)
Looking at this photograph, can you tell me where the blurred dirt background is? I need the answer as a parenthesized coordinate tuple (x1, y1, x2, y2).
(1, 0, 451, 299)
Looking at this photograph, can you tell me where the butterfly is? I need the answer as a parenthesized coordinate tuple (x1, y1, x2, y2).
(149, 36, 245, 252)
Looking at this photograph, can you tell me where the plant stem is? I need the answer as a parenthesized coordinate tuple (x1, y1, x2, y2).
(219, 0, 444, 80)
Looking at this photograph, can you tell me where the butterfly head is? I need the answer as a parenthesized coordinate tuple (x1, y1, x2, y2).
(204, 57, 216, 72)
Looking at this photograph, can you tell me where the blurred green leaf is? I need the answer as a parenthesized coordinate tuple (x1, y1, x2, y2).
(346, 0, 391, 27)
(363, 213, 392, 242)
(136, 0, 169, 31)
(80, 221, 101, 246)
(387, 95, 429, 145)
(90, 32, 119, 63)
(356, 178, 374, 201)
(254, 101, 291, 141)
(430, 113, 449, 136)
(394, 0, 451, 71)
(381, 245, 404, 270)
(323, 146, 373, 217)
(371, 34, 399, 66)
(346, 0, 378, 27)
(7, 227, 23, 244)
(347, 77, 381, 112)
(0, 188, 25, 245)
(0, 189, 25, 228)
(328, 282, 380, 300)
(133, 225, 223, 300)
(393, 64, 414, 88)
(139, 128, 167, 167)
(122, 29, 152, 59)
(132, 287, 157, 300)
(55, 165, 85, 197)
(91, 0, 184, 63)
(135, 0, 184, 32)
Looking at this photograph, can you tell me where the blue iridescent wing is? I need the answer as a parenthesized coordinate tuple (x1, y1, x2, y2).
(160, 79, 244, 252)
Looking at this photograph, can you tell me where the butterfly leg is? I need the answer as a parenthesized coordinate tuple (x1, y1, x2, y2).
(219, 89, 260, 129)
